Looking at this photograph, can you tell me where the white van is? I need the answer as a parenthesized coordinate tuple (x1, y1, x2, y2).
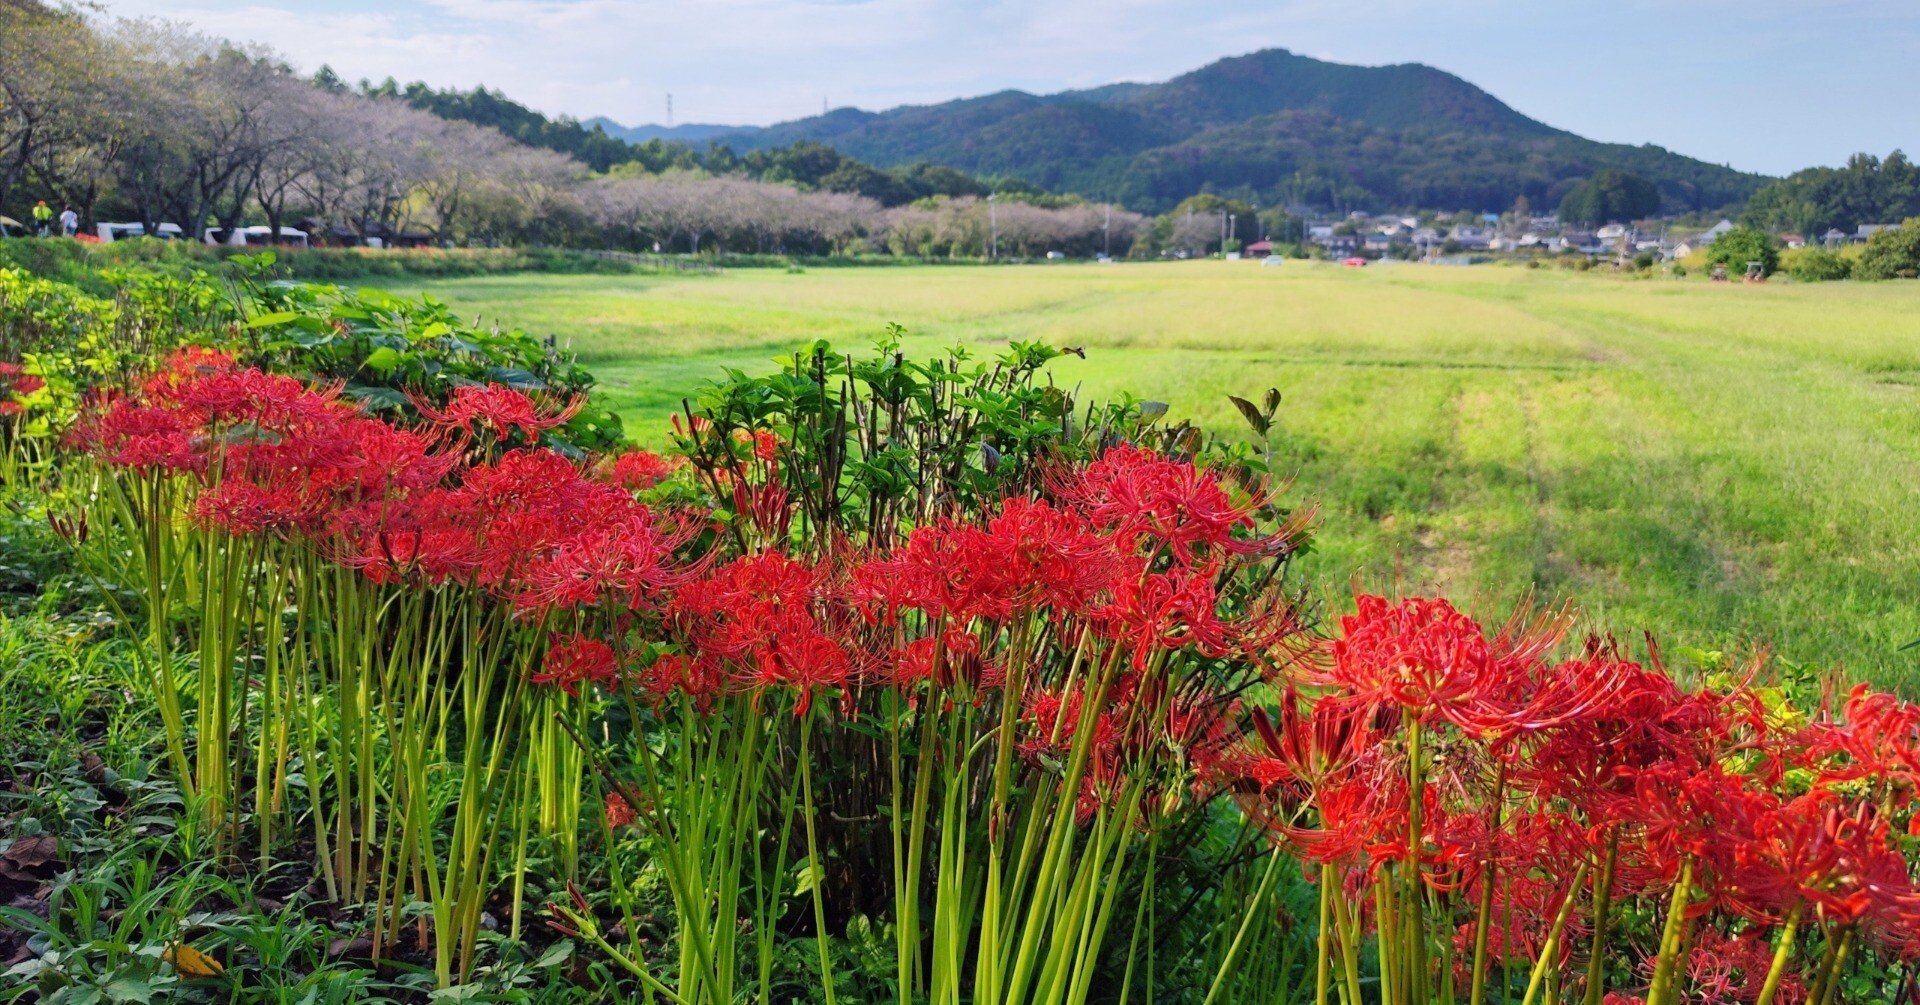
(203, 225, 309, 248)
(96, 222, 185, 242)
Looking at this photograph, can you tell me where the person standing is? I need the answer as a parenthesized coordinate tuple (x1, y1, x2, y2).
(58, 206, 78, 237)
(31, 200, 52, 236)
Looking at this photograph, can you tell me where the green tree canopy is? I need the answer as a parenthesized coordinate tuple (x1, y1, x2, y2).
(1705, 225, 1779, 276)
(1744, 151, 1920, 237)
(1556, 169, 1660, 225)
(1855, 218, 1920, 280)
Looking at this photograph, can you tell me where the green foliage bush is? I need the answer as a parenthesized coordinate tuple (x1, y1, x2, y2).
(231, 258, 623, 452)
(1783, 247, 1852, 282)
(1854, 217, 1920, 280)
(1705, 225, 1779, 276)
(0, 252, 624, 454)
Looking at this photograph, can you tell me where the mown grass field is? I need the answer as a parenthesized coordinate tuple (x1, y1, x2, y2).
(390, 262, 1920, 688)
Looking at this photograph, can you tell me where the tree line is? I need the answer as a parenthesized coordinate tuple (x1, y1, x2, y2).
(1742, 151, 1920, 238)
(0, 4, 1138, 258)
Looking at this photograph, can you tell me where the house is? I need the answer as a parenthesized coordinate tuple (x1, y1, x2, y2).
(1821, 228, 1849, 248)
(1857, 223, 1897, 241)
(1449, 226, 1491, 251)
(1314, 232, 1360, 255)
(1242, 240, 1274, 258)
(1699, 219, 1735, 243)
(1779, 233, 1805, 249)
(1362, 233, 1392, 252)
(1595, 224, 1628, 241)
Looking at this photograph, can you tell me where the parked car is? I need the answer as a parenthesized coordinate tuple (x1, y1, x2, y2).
(1261, 255, 1285, 268)
(204, 225, 309, 248)
(1342, 257, 1368, 268)
(95, 222, 185, 242)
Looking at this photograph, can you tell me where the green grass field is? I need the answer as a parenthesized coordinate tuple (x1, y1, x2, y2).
(387, 261, 1920, 688)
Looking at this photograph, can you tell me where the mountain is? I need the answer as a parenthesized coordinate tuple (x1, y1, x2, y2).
(582, 117, 738, 145)
(621, 48, 1764, 215)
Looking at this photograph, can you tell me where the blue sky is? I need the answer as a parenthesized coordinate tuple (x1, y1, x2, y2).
(108, 0, 1918, 176)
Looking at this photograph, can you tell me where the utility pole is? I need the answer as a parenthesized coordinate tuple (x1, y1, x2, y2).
(1103, 203, 1111, 258)
(1228, 212, 1236, 254)
(988, 193, 998, 260)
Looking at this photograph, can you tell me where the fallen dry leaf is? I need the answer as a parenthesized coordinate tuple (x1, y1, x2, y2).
(163, 942, 226, 978)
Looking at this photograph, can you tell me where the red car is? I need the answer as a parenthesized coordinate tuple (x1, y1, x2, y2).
(1342, 257, 1368, 268)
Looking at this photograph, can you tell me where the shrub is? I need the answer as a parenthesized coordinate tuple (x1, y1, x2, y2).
(1783, 246, 1852, 282)
(1855, 217, 1920, 279)
(236, 260, 622, 453)
(1705, 225, 1779, 276)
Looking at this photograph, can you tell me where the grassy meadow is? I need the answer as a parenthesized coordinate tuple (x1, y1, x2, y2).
(388, 261, 1920, 688)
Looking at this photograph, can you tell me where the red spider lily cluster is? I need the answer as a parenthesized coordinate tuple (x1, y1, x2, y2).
(0, 360, 44, 416)
(1236, 595, 1920, 1004)
(69, 348, 691, 611)
(56, 347, 1920, 1002)
(541, 436, 1310, 821)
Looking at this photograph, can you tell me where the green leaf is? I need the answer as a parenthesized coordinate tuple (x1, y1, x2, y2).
(345, 385, 411, 412)
(244, 311, 301, 329)
(104, 976, 157, 1004)
(533, 941, 574, 968)
(793, 861, 824, 897)
(363, 347, 405, 375)
(485, 367, 549, 390)
(1226, 395, 1269, 436)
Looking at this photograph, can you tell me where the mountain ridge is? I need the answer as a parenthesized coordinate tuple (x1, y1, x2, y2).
(589, 48, 1765, 214)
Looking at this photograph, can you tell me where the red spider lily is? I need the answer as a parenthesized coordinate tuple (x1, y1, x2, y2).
(882, 624, 998, 691)
(415, 384, 583, 440)
(1315, 595, 1581, 737)
(340, 518, 485, 585)
(1053, 443, 1256, 560)
(668, 553, 853, 714)
(605, 791, 637, 829)
(628, 652, 726, 708)
(1801, 684, 1920, 790)
(1679, 927, 1802, 1005)
(0, 362, 43, 415)
(1451, 918, 1547, 987)
(69, 396, 205, 471)
(1091, 559, 1232, 666)
(1248, 687, 1391, 790)
(733, 428, 780, 463)
(604, 449, 679, 490)
(514, 509, 698, 613)
(1613, 760, 1770, 897)
(853, 496, 1127, 625)
(1280, 770, 1409, 869)
(1311, 595, 1508, 726)
(533, 634, 621, 696)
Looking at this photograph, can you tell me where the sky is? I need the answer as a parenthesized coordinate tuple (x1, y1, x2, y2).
(104, 0, 1920, 177)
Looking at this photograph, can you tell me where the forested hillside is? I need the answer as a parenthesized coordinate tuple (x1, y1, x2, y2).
(638, 48, 1766, 214)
